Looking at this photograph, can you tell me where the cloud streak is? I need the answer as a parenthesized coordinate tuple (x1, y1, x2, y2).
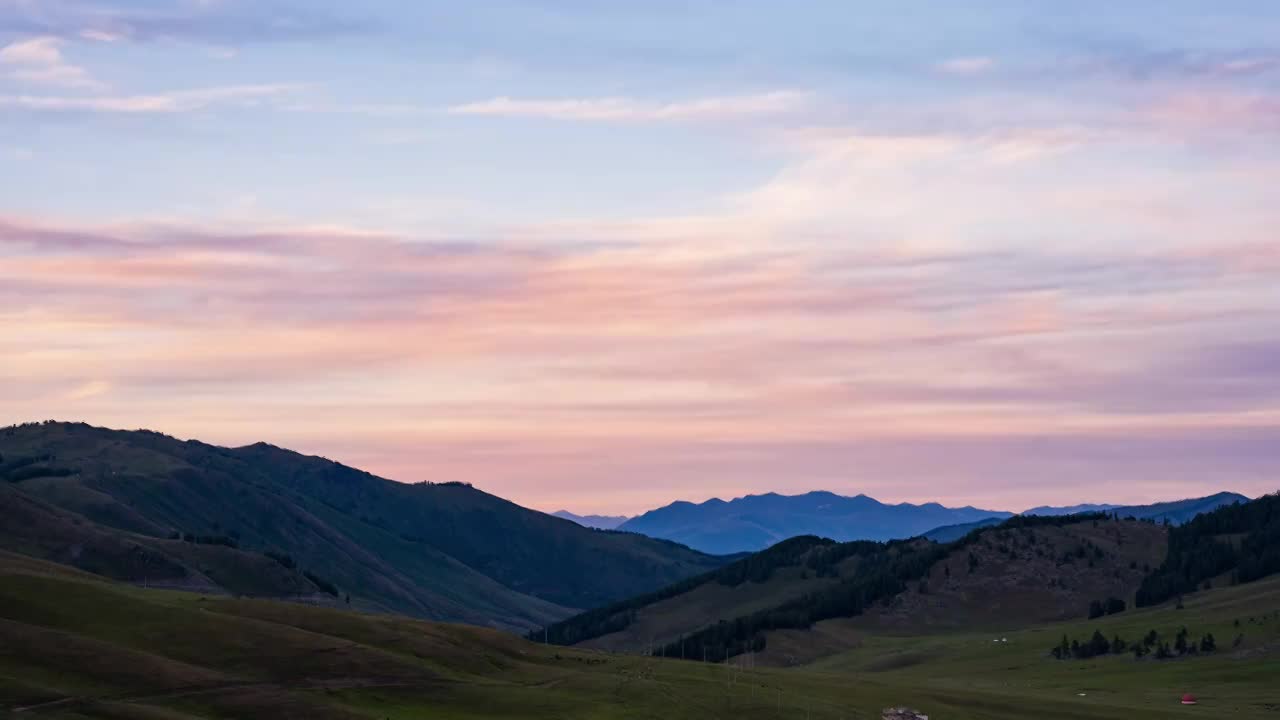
(4, 2, 1280, 513)
(936, 56, 995, 75)
(448, 91, 810, 123)
(0, 35, 103, 89)
(4, 216, 1278, 470)
(0, 83, 304, 113)
(0, 0, 372, 45)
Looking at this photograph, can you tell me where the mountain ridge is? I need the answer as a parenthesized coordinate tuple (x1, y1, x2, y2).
(1021, 492, 1251, 524)
(551, 510, 630, 530)
(922, 492, 1252, 543)
(618, 490, 1014, 554)
(0, 421, 728, 631)
(622, 490, 1254, 554)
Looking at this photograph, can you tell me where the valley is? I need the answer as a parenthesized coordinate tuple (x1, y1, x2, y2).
(8, 3, 1280, 717)
(1, 548, 1277, 719)
(545, 515, 1172, 663)
(2, 422, 1277, 718)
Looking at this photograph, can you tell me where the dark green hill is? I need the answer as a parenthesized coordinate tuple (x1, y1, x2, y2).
(545, 494, 1280, 668)
(1136, 491, 1279, 607)
(0, 483, 321, 598)
(5, 550, 1278, 719)
(231, 440, 721, 608)
(542, 514, 1171, 665)
(0, 421, 727, 631)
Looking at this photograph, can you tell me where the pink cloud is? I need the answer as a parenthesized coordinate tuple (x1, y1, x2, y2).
(1149, 91, 1280, 133)
(4, 215, 1280, 513)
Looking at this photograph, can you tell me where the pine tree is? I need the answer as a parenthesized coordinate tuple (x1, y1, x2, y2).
(1088, 630, 1111, 657)
(1200, 633, 1216, 653)
(1111, 635, 1127, 654)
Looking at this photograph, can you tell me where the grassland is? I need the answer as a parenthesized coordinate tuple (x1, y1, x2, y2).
(2, 550, 1277, 719)
(579, 554, 860, 654)
(805, 574, 1280, 717)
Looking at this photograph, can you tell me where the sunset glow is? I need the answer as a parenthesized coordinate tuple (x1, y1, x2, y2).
(4, 1, 1279, 514)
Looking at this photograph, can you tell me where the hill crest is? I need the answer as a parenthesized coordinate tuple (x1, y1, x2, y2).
(0, 421, 728, 631)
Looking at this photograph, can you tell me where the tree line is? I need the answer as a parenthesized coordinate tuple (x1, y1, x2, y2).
(1050, 626, 1216, 660)
(1136, 492, 1279, 607)
(655, 541, 948, 663)
(1087, 597, 1126, 619)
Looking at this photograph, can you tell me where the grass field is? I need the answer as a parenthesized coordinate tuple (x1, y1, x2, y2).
(1, 550, 1277, 719)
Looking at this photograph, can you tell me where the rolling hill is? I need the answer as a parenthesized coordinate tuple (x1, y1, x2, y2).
(545, 514, 1169, 664)
(618, 491, 1013, 554)
(0, 483, 324, 599)
(0, 421, 728, 631)
(545, 493, 1279, 669)
(3, 545, 1278, 719)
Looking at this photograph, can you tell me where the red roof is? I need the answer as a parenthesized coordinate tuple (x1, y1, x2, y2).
(1181, 693, 1198, 703)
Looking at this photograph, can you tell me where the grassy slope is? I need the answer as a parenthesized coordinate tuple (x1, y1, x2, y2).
(807, 574, 1280, 718)
(1, 552, 1277, 719)
(563, 518, 1168, 667)
(0, 422, 725, 631)
(0, 484, 318, 598)
(580, 556, 861, 654)
(234, 441, 726, 608)
(856, 519, 1168, 632)
(1, 425, 565, 630)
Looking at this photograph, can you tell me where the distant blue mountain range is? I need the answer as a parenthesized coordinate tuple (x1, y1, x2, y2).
(923, 491, 1251, 544)
(609, 490, 1252, 554)
(1021, 491, 1251, 525)
(551, 510, 630, 530)
(615, 491, 1012, 555)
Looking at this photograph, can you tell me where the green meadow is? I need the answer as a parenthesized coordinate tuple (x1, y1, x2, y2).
(2, 550, 1277, 719)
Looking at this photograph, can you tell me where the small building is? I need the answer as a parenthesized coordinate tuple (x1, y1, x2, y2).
(1181, 693, 1198, 705)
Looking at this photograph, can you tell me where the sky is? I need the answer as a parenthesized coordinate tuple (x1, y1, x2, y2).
(3, 1, 1280, 515)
